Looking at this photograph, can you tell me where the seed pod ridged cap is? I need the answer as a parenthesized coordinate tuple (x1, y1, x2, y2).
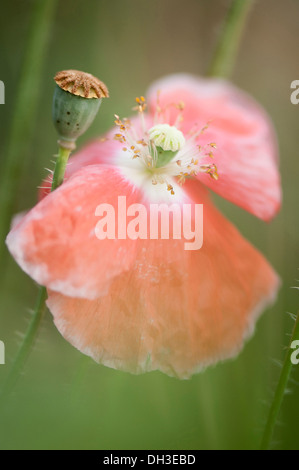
(54, 70, 109, 99)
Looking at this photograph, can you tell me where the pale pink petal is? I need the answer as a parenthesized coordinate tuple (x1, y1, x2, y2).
(147, 74, 281, 221)
(7, 165, 143, 299)
(47, 181, 280, 378)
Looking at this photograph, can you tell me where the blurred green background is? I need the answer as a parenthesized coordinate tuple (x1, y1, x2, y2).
(0, 0, 298, 450)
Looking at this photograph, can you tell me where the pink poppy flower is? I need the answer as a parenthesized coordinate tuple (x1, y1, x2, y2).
(6, 74, 281, 378)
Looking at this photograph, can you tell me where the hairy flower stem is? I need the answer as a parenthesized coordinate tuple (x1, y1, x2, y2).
(0, 287, 47, 403)
(0, 0, 57, 269)
(260, 312, 299, 450)
(0, 145, 71, 403)
(207, 0, 255, 78)
(52, 146, 72, 190)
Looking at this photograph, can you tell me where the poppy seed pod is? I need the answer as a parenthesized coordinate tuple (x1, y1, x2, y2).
(52, 70, 109, 149)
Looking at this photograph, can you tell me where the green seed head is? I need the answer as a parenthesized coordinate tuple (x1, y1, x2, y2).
(52, 70, 109, 150)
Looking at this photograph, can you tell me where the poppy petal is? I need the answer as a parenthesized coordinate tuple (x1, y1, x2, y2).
(7, 165, 142, 299)
(47, 180, 280, 378)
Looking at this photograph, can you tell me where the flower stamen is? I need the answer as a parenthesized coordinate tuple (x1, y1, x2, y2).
(113, 97, 219, 195)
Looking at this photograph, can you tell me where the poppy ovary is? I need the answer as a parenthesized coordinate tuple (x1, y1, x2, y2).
(52, 69, 109, 150)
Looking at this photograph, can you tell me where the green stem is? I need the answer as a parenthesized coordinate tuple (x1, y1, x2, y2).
(260, 312, 299, 450)
(0, 0, 57, 266)
(0, 144, 71, 402)
(207, 0, 255, 78)
(0, 287, 47, 403)
(52, 146, 72, 190)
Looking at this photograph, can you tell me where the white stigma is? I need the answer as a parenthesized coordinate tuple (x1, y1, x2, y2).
(148, 124, 186, 152)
